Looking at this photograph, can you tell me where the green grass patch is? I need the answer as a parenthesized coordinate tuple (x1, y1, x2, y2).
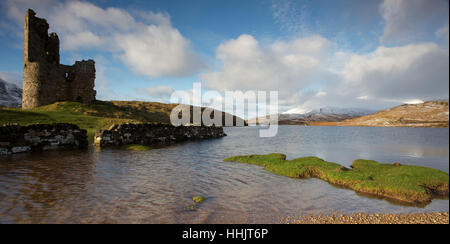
(123, 144, 152, 151)
(224, 154, 449, 204)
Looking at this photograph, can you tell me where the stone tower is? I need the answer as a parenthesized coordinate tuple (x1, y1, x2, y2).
(22, 9, 96, 109)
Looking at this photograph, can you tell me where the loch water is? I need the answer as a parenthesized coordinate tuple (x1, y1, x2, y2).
(0, 126, 448, 223)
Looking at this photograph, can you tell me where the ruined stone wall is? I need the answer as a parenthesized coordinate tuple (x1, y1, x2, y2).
(94, 123, 226, 147)
(0, 124, 88, 155)
(22, 9, 96, 109)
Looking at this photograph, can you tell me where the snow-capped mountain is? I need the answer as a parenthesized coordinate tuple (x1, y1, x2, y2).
(305, 107, 375, 117)
(0, 78, 22, 108)
(247, 107, 376, 125)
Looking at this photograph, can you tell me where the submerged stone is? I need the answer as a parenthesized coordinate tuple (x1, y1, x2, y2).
(123, 144, 151, 151)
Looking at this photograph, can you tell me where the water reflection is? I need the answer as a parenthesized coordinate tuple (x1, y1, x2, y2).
(0, 126, 448, 223)
(0, 150, 96, 223)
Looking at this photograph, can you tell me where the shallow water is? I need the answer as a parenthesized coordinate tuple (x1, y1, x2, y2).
(0, 126, 448, 223)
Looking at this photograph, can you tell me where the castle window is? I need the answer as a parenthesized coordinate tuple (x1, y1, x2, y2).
(64, 72, 71, 82)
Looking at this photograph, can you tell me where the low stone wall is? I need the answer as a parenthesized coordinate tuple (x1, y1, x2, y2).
(0, 123, 88, 155)
(94, 123, 226, 147)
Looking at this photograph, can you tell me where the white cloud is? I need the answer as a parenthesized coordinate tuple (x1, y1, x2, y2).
(285, 42, 449, 113)
(115, 25, 204, 77)
(3, 0, 204, 78)
(144, 86, 174, 100)
(63, 31, 103, 51)
(4, 0, 56, 24)
(380, 0, 449, 44)
(404, 99, 424, 104)
(61, 1, 135, 31)
(203, 30, 449, 115)
(283, 107, 308, 114)
(340, 43, 449, 100)
(436, 24, 449, 41)
(137, 11, 172, 26)
(201, 34, 330, 94)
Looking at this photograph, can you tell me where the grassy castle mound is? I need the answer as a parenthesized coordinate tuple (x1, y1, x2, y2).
(0, 101, 244, 142)
(224, 154, 449, 204)
(0, 101, 153, 141)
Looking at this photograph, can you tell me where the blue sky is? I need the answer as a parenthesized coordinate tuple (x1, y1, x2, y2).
(0, 0, 449, 117)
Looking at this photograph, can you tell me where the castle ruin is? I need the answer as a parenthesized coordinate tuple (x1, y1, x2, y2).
(22, 9, 96, 109)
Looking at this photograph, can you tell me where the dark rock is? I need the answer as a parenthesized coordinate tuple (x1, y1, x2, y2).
(0, 123, 88, 155)
(94, 123, 226, 147)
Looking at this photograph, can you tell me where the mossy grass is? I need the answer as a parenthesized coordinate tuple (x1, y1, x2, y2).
(123, 144, 152, 151)
(224, 154, 449, 204)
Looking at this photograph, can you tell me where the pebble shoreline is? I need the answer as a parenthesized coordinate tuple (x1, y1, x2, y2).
(286, 212, 449, 224)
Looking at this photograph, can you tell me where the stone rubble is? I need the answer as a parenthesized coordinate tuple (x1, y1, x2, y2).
(94, 123, 226, 147)
(0, 123, 88, 155)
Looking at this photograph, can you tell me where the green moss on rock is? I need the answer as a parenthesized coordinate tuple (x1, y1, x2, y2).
(192, 196, 208, 203)
(224, 154, 449, 204)
(184, 196, 208, 211)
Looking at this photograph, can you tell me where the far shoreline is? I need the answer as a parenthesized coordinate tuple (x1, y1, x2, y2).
(246, 123, 449, 128)
(307, 121, 449, 128)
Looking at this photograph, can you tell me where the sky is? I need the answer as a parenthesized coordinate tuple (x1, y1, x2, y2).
(0, 0, 448, 118)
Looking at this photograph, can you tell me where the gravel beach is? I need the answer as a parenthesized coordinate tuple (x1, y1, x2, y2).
(287, 212, 449, 224)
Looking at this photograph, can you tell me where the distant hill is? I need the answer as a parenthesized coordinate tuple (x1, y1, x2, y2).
(0, 78, 22, 108)
(247, 107, 375, 125)
(109, 101, 246, 126)
(327, 100, 449, 128)
(0, 101, 246, 141)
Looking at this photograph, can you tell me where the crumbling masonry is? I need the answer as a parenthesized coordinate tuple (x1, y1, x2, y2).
(22, 9, 96, 109)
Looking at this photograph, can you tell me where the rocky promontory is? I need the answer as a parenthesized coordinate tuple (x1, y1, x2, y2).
(94, 123, 226, 147)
